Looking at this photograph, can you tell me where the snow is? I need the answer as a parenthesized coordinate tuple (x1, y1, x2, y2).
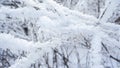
(99, 0, 120, 23)
(0, 33, 32, 52)
(0, 0, 120, 68)
(89, 31, 104, 68)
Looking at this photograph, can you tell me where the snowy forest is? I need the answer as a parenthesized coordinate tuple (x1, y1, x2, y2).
(0, 0, 120, 68)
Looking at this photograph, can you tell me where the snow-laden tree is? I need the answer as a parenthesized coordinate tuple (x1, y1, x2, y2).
(99, 0, 120, 24)
(0, 0, 25, 8)
(54, 0, 79, 9)
(55, 0, 106, 18)
(55, 0, 120, 24)
(77, 0, 105, 18)
(0, 0, 120, 68)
